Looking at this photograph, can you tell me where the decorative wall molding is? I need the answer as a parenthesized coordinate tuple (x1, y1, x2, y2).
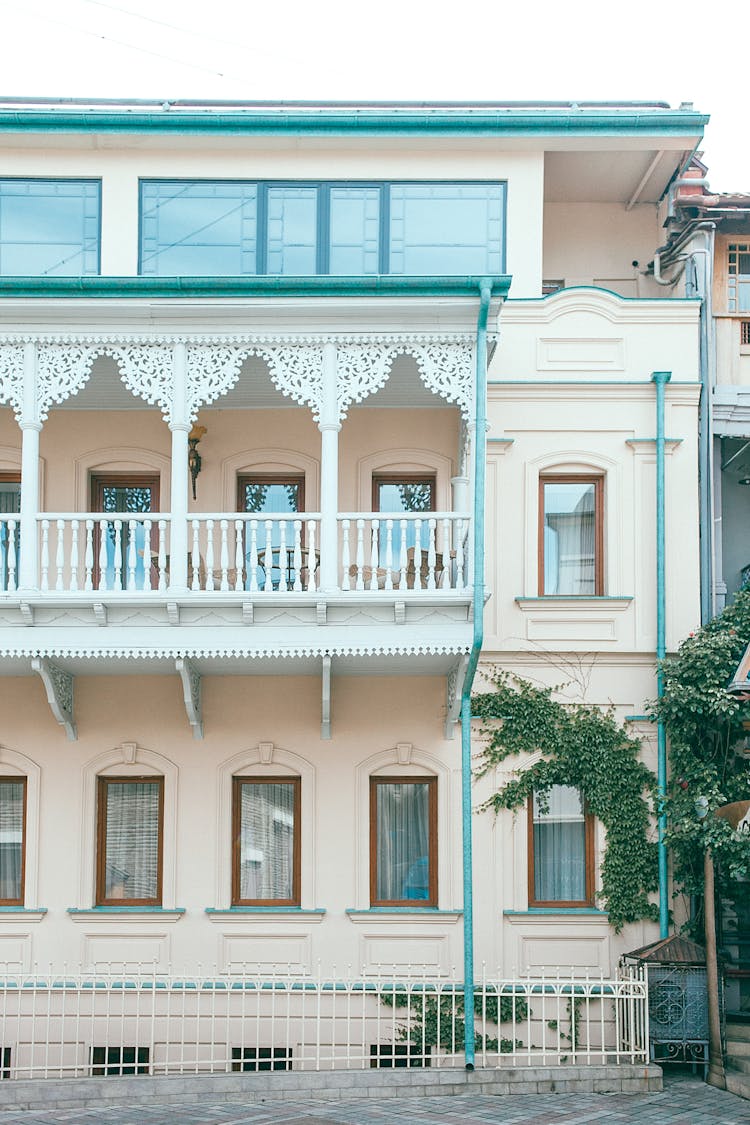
(78, 742, 179, 910)
(31, 657, 75, 740)
(216, 744, 316, 911)
(0, 745, 42, 909)
(175, 657, 203, 740)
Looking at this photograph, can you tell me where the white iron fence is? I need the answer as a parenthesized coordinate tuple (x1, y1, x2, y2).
(0, 964, 648, 1079)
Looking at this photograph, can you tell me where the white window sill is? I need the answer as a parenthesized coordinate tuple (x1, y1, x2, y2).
(346, 909, 462, 924)
(205, 908, 325, 924)
(67, 907, 185, 923)
(515, 597, 632, 611)
(0, 908, 47, 923)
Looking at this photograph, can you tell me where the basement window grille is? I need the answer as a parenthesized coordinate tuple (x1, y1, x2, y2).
(741, 321, 750, 346)
(0, 1048, 9, 1079)
(231, 1046, 293, 1072)
(370, 1043, 431, 1068)
(91, 1046, 149, 1076)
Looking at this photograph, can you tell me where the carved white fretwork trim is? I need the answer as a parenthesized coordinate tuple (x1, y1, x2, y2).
(109, 344, 174, 421)
(176, 656, 203, 740)
(36, 345, 98, 422)
(336, 344, 394, 421)
(321, 655, 332, 741)
(0, 344, 25, 420)
(256, 344, 324, 418)
(445, 654, 470, 740)
(186, 345, 245, 421)
(31, 656, 76, 741)
(4, 642, 471, 660)
(411, 341, 475, 420)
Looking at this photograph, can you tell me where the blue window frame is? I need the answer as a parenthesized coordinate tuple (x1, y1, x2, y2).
(139, 180, 505, 276)
(0, 179, 100, 276)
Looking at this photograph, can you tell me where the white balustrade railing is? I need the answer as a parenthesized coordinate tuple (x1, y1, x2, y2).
(37, 514, 171, 593)
(189, 514, 321, 593)
(13, 512, 473, 597)
(1, 517, 19, 593)
(0, 963, 648, 1079)
(339, 512, 470, 592)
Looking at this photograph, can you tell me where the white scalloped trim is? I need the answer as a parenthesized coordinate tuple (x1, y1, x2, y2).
(0, 643, 470, 660)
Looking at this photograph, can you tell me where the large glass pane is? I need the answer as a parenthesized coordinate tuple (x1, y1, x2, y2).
(0, 482, 20, 593)
(389, 184, 504, 274)
(140, 181, 257, 276)
(374, 781, 432, 903)
(329, 187, 380, 275)
(543, 481, 597, 594)
(532, 785, 587, 903)
(237, 781, 296, 902)
(266, 188, 317, 275)
(0, 780, 24, 903)
(0, 180, 99, 276)
(101, 781, 161, 902)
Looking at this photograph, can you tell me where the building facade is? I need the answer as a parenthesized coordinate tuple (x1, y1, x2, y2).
(0, 101, 707, 1070)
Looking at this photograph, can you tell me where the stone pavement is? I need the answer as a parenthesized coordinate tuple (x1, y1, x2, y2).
(0, 1074, 747, 1125)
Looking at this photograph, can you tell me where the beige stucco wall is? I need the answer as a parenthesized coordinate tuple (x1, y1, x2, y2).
(0, 668, 663, 978)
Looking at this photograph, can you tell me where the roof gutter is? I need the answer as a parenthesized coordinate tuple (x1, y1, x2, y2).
(0, 109, 710, 137)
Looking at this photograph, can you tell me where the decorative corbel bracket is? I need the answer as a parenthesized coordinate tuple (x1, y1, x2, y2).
(321, 655, 332, 741)
(176, 657, 203, 740)
(31, 656, 76, 741)
(445, 655, 470, 740)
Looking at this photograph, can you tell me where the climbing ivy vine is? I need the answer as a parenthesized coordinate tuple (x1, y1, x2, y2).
(650, 587, 750, 922)
(472, 674, 658, 932)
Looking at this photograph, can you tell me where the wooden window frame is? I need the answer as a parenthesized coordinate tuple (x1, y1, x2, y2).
(0, 776, 26, 907)
(236, 473, 305, 514)
(90, 473, 161, 513)
(96, 776, 164, 907)
(527, 790, 595, 908)
(232, 776, 301, 907)
(370, 776, 438, 908)
(538, 474, 604, 596)
(372, 474, 436, 514)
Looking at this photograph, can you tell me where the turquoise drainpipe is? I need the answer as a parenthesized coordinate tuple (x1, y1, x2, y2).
(652, 370, 671, 938)
(460, 279, 492, 1069)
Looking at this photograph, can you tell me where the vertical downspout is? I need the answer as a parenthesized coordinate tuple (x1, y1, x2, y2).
(460, 279, 492, 1070)
(653, 369, 671, 938)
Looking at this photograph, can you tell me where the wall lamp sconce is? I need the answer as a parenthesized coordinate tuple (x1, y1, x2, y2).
(188, 424, 207, 500)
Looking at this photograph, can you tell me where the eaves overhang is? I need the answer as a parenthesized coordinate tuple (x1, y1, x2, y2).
(0, 107, 709, 138)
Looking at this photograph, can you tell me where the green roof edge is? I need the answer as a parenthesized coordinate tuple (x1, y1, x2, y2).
(0, 275, 512, 299)
(0, 110, 710, 136)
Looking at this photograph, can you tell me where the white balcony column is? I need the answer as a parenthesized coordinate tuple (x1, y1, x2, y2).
(18, 342, 41, 591)
(451, 475, 469, 514)
(318, 342, 341, 592)
(168, 342, 190, 593)
(465, 421, 477, 586)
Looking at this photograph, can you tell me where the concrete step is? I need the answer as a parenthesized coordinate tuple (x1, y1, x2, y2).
(727, 1056, 750, 1075)
(726, 1070, 750, 1101)
(727, 1037, 750, 1057)
(727, 1022, 750, 1042)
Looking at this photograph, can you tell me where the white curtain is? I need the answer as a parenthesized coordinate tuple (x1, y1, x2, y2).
(375, 782, 430, 902)
(532, 785, 587, 902)
(103, 781, 161, 901)
(0, 781, 24, 903)
(238, 782, 295, 902)
(544, 483, 596, 594)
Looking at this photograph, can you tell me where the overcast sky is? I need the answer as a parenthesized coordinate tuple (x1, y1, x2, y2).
(2, 0, 747, 191)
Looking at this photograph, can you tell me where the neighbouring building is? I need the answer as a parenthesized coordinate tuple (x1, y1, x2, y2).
(0, 99, 706, 1078)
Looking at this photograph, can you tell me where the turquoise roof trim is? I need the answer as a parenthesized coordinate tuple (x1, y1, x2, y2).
(0, 109, 709, 137)
(0, 275, 512, 299)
